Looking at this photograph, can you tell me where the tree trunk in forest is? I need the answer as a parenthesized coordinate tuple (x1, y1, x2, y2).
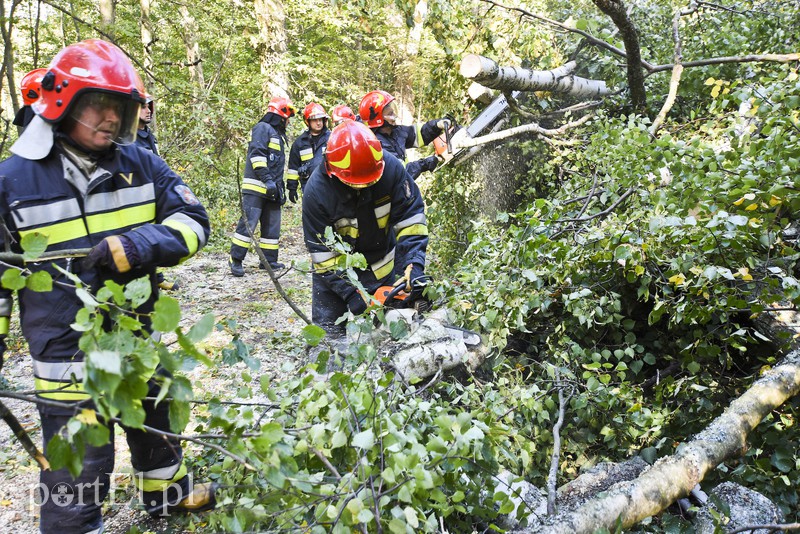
(395, 0, 427, 123)
(460, 55, 610, 98)
(590, 0, 646, 110)
(512, 350, 800, 534)
(139, 0, 155, 77)
(1, 0, 20, 119)
(98, 0, 115, 39)
(179, 6, 205, 101)
(253, 0, 288, 100)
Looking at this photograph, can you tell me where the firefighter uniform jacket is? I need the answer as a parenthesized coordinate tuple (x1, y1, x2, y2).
(302, 152, 428, 304)
(241, 119, 286, 202)
(135, 126, 159, 155)
(286, 128, 330, 192)
(0, 141, 210, 400)
(373, 119, 442, 180)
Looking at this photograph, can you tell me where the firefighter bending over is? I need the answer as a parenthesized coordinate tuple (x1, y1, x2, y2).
(302, 120, 428, 334)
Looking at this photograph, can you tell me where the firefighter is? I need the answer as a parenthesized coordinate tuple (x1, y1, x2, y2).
(331, 104, 357, 126)
(358, 90, 448, 181)
(229, 96, 294, 276)
(286, 102, 330, 203)
(135, 94, 180, 291)
(135, 93, 159, 154)
(0, 40, 213, 532)
(12, 67, 47, 129)
(302, 120, 428, 334)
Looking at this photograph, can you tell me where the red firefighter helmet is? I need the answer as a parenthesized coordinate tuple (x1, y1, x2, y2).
(33, 39, 145, 145)
(20, 68, 47, 106)
(35, 39, 145, 123)
(331, 104, 356, 125)
(359, 90, 395, 128)
(267, 96, 296, 119)
(302, 102, 328, 126)
(325, 120, 385, 189)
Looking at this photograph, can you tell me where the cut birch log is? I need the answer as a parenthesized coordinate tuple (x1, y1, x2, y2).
(307, 308, 487, 382)
(468, 82, 496, 104)
(460, 54, 611, 98)
(510, 349, 800, 533)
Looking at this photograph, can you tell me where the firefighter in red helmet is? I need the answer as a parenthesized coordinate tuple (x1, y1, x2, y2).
(0, 39, 213, 532)
(358, 90, 449, 181)
(135, 93, 159, 154)
(286, 102, 330, 203)
(302, 120, 429, 334)
(12, 67, 47, 129)
(229, 95, 296, 276)
(331, 104, 357, 126)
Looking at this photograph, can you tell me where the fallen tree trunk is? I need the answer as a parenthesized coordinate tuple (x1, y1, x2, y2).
(512, 349, 800, 533)
(460, 54, 611, 98)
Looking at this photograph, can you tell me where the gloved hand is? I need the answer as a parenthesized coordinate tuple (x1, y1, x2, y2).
(422, 155, 439, 172)
(0, 335, 5, 372)
(83, 235, 140, 273)
(265, 181, 279, 202)
(288, 188, 299, 203)
(346, 292, 368, 315)
(405, 263, 427, 300)
(436, 118, 450, 131)
(298, 163, 312, 180)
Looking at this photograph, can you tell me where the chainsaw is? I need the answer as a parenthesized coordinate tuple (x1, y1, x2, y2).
(371, 272, 432, 313)
(433, 90, 522, 167)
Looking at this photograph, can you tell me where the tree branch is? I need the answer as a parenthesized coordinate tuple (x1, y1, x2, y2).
(546, 371, 570, 515)
(454, 114, 592, 149)
(0, 398, 50, 470)
(647, 53, 800, 75)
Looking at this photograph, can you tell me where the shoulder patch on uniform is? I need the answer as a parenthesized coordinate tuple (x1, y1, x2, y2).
(175, 184, 201, 205)
(404, 179, 412, 199)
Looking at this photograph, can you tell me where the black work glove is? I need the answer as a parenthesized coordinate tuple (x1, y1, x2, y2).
(298, 163, 312, 180)
(407, 263, 428, 301)
(0, 336, 5, 372)
(346, 292, 368, 315)
(288, 188, 299, 203)
(264, 181, 279, 202)
(83, 235, 141, 273)
(422, 155, 439, 173)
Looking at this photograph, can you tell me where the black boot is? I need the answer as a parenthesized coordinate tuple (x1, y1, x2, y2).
(229, 258, 244, 277)
(145, 481, 219, 517)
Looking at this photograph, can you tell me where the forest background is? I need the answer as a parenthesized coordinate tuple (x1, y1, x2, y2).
(1, 0, 800, 532)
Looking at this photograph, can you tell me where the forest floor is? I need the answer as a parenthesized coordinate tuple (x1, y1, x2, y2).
(0, 204, 312, 533)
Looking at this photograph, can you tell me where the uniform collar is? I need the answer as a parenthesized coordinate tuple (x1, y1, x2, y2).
(10, 115, 55, 160)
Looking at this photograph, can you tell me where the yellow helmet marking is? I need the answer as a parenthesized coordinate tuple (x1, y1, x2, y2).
(328, 150, 351, 169)
(369, 144, 383, 162)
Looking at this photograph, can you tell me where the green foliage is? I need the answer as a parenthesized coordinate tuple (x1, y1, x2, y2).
(198, 357, 525, 533)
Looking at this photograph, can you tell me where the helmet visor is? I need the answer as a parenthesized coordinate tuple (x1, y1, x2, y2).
(69, 92, 142, 145)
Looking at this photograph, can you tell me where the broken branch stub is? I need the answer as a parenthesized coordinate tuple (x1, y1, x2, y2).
(460, 54, 611, 98)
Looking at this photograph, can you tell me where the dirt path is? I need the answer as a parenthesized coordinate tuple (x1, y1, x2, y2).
(0, 213, 312, 533)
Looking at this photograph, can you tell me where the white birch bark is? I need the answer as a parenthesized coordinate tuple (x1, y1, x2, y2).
(460, 54, 611, 98)
(253, 0, 288, 99)
(179, 5, 205, 99)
